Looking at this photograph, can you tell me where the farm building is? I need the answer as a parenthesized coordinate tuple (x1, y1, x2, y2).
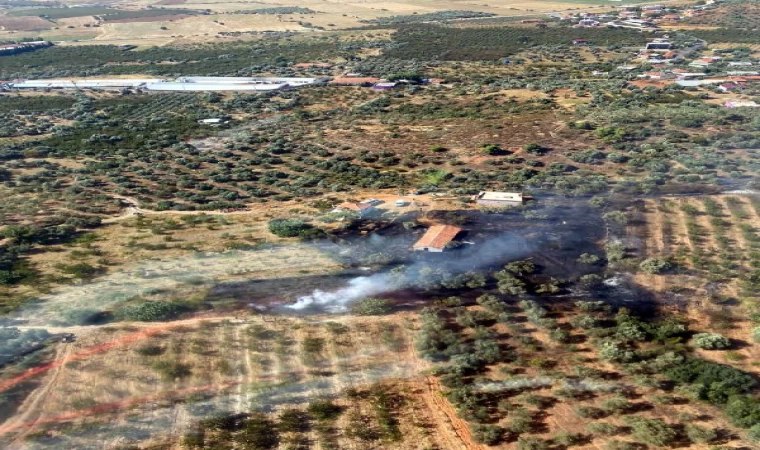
(412, 225, 463, 252)
(332, 202, 375, 217)
(578, 19, 600, 26)
(472, 191, 524, 207)
(719, 82, 744, 92)
(372, 82, 398, 91)
(645, 42, 673, 50)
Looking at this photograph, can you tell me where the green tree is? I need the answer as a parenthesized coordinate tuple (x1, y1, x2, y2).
(692, 332, 731, 350)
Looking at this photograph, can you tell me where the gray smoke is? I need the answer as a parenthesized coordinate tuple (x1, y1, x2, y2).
(287, 232, 532, 311)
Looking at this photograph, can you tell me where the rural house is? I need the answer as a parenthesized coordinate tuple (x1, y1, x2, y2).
(413, 225, 463, 252)
(472, 191, 524, 207)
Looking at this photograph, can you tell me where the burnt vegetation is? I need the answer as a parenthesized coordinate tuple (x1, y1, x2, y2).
(1, 10, 760, 450)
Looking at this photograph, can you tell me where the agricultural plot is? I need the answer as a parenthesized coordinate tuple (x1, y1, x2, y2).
(0, 315, 439, 449)
(630, 195, 760, 375)
(0, 16, 52, 31)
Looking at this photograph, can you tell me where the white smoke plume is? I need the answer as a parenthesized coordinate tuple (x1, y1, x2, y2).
(288, 232, 532, 312)
(286, 273, 395, 312)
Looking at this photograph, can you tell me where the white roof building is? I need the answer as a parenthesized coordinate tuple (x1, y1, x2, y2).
(472, 191, 524, 205)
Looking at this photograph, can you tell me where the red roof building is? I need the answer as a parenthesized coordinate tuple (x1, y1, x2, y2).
(413, 225, 462, 252)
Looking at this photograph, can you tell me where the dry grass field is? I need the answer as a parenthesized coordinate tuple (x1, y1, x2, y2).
(0, 0, 686, 44)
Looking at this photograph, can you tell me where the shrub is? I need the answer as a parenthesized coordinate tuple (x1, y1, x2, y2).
(624, 417, 678, 447)
(665, 358, 756, 405)
(577, 253, 600, 264)
(523, 143, 546, 155)
(481, 144, 506, 156)
(516, 436, 548, 450)
(604, 441, 637, 450)
(639, 257, 673, 274)
(267, 218, 321, 238)
(471, 424, 504, 445)
(307, 399, 342, 421)
(724, 395, 760, 428)
(600, 397, 631, 415)
(692, 332, 731, 350)
(135, 344, 165, 356)
(575, 406, 606, 419)
(151, 360, 192, 380)
(235, 413, 279, 449)
(752, 327, 760, 343)
(507, 408, 533, 433)
(587, 422, 619, 436)
(685, 424, 718, 444)
(549, 328, 570, 342)
(553, 431, 584, 447)
(351, 297, 392, 316)
(279, 409, 310, 433)
(748, 423, 760, 442)
(116, 301, 186, 322)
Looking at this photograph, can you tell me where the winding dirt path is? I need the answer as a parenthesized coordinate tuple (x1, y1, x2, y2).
(4, 343, 74, 446)
(102, 194, 255, 224)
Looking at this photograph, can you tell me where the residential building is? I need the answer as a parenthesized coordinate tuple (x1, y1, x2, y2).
(412, 225, 463, 252)
(472, 191, 524, 207)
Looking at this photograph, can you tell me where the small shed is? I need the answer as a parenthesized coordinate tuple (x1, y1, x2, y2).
(472, 191, 524, 207)
(413, 225, 462, 252)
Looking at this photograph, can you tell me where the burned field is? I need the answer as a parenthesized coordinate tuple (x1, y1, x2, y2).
(202, 196, 608, 314)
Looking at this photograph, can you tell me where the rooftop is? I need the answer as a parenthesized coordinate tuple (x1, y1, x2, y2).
(413, 225, 463, 250)
(474, 191, 523, 202)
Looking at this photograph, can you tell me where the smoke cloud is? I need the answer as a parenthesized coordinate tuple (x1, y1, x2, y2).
(287, 232, 532, 311)
(286, 273, 393, 312)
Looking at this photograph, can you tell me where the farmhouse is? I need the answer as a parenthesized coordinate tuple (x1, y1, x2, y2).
(332, 201, 375, 216)
(472, 191, 524, 207)
(412, 225, 462, 252)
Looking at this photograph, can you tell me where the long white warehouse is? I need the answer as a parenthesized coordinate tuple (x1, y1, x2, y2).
(145, 82, 288, 91)
(9, 76, 326, 92)
(10, 79, 163, 89)
(178, 76, 325, 86)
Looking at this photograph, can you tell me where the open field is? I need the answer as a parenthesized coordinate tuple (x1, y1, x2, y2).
(0, 0, 690, 44)
(2, 2, 760, 448)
